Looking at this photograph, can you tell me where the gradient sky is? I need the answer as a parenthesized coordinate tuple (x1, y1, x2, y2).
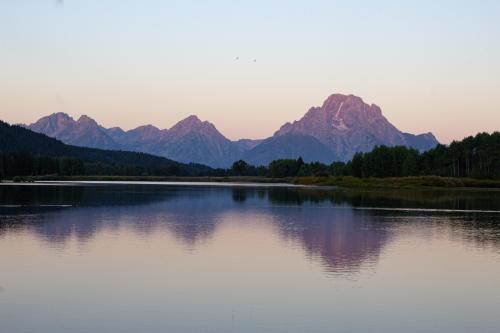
(1, 0, 499, 142)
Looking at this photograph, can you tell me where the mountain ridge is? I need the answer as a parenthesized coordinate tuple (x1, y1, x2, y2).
(25, 93, 439, 167)
(0, 120, 211, 176)
(274, 93, 437, 161)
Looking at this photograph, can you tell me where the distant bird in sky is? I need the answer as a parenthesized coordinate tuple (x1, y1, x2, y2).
(56, 0, 64, 6)
(233, 57, 258, 63)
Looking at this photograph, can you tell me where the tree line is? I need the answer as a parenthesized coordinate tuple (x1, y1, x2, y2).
(228, 132, 499, 179)
(1, 117, 498, 180)
(0, 120, 211, 178)
(0, 152, 205, 178)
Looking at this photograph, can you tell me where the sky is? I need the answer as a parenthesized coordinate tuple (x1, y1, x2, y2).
(0, 0, 499, 143)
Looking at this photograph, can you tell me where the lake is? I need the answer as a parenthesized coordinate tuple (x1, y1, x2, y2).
(1, 182, 500, 333)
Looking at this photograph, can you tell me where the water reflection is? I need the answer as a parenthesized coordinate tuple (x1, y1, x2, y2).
(1, 184, 500, 274)
(271, 208, 389, 274)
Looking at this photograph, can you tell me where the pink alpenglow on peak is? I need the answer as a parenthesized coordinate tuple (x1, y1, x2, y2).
(26, 93, 438, 167)
(275, 94, 437, 161)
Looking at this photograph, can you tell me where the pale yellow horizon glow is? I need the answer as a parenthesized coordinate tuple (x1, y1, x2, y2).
(2, 82, 498, 144)
(1, 1, 499, 143)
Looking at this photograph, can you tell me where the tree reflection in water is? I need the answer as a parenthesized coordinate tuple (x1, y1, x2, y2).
(1, 184, 499, 274)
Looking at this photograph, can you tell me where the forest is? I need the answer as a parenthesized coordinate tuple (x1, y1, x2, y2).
(229, 132, 500, 179)
(0, 120, 498, 179)
(0, 121, 211, 177)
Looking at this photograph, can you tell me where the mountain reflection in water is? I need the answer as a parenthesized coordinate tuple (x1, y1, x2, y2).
(1, 184, 499, 276)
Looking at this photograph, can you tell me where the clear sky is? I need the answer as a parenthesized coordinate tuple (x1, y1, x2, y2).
(1, 0, 499, 142)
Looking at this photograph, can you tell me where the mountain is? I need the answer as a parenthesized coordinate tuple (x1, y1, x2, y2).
(148, 115, 241, 168)
(27, 113, 118, 150)
(27, 114, 242, 168)
(107, 124, 164, 152)
(0, 120, 211, 176)
(242, 133, 335, 166)
(402, 132, 440, 151)
(25, 93, 438, 167)
(233, 139, 263, 152)
(274, 94, 438, 161)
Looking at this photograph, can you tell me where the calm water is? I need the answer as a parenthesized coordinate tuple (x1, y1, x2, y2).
(1, 183, 500, 333)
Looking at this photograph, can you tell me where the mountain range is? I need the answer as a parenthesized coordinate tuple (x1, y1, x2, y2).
(0, 120, 211, 176)
(25, 93, 438, 167)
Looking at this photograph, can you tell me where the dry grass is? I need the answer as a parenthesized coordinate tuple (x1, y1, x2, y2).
(292, 175, 500, 189)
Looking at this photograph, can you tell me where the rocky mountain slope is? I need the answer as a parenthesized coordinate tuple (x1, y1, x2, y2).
(1, 120, 211, 175)
(274, 94, 438, 161)
(27, 113, 118, 150)
(26, 93, 439, 167)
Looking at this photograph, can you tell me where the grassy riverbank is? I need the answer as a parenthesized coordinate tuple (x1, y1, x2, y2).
(292, 175, 500, 189)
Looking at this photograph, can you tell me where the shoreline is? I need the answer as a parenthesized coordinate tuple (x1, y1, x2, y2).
(2, 175, 500, 190)
(292, 175, 500, 190)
